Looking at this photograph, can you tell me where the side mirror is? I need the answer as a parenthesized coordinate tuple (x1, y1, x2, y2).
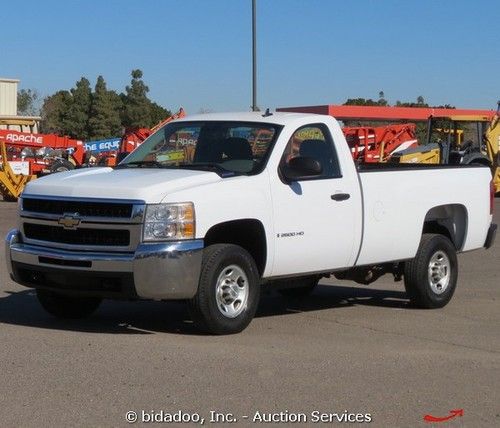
(281, 156, 322, 182)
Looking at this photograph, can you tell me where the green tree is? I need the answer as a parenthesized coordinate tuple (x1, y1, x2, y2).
(344, 92, 388, 107)
(378, 91, 388, 106)
(65, 77, 92, 139)
(17, 89, 40, 115)
(432, 104, 455, 109)
(343, 97, 379, 106)
(150, 101, 171, 127)
(88, 76, 123, 140)
(122, 69, 152, 128)
(40, 90, 72, 135)
(39, 70, 172, 137)
(395, 96, 431, 108)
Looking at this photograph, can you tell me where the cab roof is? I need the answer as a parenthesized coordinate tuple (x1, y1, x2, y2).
(174, 111, 327, 126)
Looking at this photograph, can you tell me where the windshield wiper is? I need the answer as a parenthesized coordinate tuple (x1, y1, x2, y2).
(175, 163, 238, 177)
(115, 160, 163, 169)
(116, 160, 239, 177)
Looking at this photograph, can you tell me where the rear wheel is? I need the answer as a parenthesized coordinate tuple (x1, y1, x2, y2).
(36, 289, 101, 319)
(188, 244, 260, 334)
(404, 233, 458, 308)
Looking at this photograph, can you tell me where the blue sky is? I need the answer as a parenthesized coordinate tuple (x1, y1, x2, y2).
(3, 0, 499, 113)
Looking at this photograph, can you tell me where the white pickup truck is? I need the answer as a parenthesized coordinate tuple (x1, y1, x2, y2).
(5, 112, 497, 334)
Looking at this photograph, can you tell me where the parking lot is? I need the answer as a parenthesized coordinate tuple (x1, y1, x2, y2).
(0, 198, 499, 427)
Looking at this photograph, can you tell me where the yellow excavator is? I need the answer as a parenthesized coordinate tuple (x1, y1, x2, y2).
(392, 102, 500, 193)
(0, 140, 36, 201)
(0, 117, 38, 201)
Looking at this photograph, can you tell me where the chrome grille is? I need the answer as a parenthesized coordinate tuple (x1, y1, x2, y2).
(22, 198, 133, 218)
(20, 196, 145, 252)
(24, 223, 130, 246)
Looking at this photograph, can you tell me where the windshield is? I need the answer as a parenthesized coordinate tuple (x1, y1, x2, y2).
(118, 121, 282, 176)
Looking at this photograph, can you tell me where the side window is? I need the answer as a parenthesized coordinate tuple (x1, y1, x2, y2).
(280, 124, 341, 179)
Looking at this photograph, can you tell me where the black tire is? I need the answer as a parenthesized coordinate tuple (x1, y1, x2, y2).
(404, 233, 458, 308)
(277, 276, 319, 298)
(188, 244, 260, 335)
(36, 289, 101, 319)
(50, 159, 75, 173)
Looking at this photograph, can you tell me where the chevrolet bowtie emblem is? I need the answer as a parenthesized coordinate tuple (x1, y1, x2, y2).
(58, 214, 81, 229)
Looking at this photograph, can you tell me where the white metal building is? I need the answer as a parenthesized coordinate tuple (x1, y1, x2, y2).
(0, 77, 40, 132)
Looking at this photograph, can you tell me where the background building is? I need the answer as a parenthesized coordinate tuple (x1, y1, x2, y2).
(0, 78, 40, 132)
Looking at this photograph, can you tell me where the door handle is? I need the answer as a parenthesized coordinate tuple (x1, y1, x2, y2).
(331, 193, 350, 201)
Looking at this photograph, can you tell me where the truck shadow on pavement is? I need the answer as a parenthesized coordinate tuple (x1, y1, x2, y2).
(257, 283, 410, 318)
(0, 283, 409, 335)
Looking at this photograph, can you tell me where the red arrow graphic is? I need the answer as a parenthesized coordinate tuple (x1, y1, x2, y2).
(423, 409, 464, 423)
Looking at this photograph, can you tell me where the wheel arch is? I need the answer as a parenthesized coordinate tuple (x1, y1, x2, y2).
(203, 219, 267, 275)
(422, 204, 468, 251)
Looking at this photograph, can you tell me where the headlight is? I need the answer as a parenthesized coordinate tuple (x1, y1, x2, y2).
(143, 202, 195, 241)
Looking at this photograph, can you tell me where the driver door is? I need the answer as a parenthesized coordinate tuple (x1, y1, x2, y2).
(271, 123, 359, 276)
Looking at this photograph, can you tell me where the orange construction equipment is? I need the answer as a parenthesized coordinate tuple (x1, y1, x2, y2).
(277, 104, 498, 167)
(278, 107, 418, 163)
(282, 103, 499, 192)
(277, 104, 496, 122)
(343, 123, 417, 162)
(0, 129, 85, 175)
(0, 108, 187, 200)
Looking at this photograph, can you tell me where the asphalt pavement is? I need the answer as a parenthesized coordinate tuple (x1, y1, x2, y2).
(0, 199, 499, 427)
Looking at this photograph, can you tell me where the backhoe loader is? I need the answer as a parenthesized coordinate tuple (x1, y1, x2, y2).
(391, 102, 500, 193)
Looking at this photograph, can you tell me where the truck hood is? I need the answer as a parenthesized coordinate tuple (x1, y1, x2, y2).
(23, 167, 222, 203)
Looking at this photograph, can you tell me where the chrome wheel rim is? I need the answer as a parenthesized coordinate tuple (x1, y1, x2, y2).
(215, 264, 249, 318)
(428, 251, 451, 294)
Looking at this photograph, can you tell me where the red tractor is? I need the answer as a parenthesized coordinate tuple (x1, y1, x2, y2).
(0, 129, 86, 175)
(343, 123, 417, 163)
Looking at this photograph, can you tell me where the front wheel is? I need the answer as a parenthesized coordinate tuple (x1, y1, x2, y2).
(49, 159, 75, 173)
(188, 244, 260, 334)
(404, 233, 458, 308)
(36, 289, 102, 319)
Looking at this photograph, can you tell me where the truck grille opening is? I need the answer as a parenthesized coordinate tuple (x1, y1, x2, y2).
(13, 262, 137, 298)
(38, 257, 92, 268)
(24, 223, 130, 246)
(21, 269, 122, 292)
(22, 198, 133, 218)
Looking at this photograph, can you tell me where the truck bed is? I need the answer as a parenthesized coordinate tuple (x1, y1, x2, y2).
(354, 164, 492, 266)
(357, 162, 486, 172)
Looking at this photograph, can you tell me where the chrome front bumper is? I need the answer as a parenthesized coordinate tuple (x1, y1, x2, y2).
(5, 229, 203, 300)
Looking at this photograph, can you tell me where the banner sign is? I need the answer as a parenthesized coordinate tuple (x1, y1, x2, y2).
(84, 138, 121, 153)
(8, 161, 30, 175)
